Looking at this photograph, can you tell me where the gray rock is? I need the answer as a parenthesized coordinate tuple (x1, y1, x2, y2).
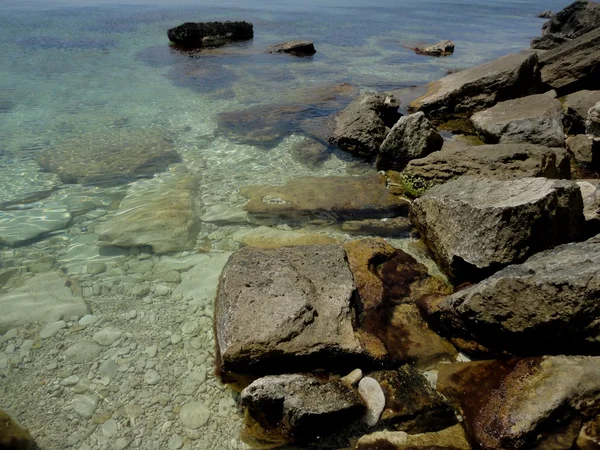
(167, 21, 253, 48)
(181, 368, 207, 395)
(268, 40, 316, 56)
(102, 419, 118, 437)
(65, 341, 102, 363)
(376, 112, 443, 171)
(531, 33, 567, 50)
(179, 402, 210, 429)
(0, 206, 71, 246)
(358, 377, 385, 426)
(567, 134, 596, 167)
(86, 262, 106, 275)
(587, 101, 600, 138)
(93, 327, 123, 346)
(410, 177, 585, 282)
(562, 90, 600, 134)
(144, 369, 161, 385)
(39, 320, 66, 339)
(168, 434, 183, 450)
(410, 52, 540, 117)
(0, 272, 89, 334)
(537, 10, 554, 19)
(215, 245, 364, 386)
(78, 315, 99, 326)
(424, 235, 600, 354)
(542, 0, 600, 40)
(578, 181, 600, 236)
(399, 144, 570, 190)
(414, 40, 455, 56)
(328, 93, 400, 157)
(99, 359, 119, 378)
(471, 92, 564, 147)
(72, 393, 98, 419)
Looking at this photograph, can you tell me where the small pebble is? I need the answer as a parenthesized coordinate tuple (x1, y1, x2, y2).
(40, 320, 66, 339)
(144, 369, 161, 385)
(79, 315, 99, 326)
(179, 402, 210, 429)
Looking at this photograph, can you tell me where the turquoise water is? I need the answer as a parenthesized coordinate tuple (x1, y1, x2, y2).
(0, 0, 568, 449)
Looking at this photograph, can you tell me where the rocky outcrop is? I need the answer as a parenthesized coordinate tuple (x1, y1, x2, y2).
(587, 101, 600, 138)
(409, 52, 540, 117)
(355, 424, 470, 450)
(167, 21, 253, 48)
(579, 417, 600, 450)
(240, 174, 410, 225)
(240, 374, 365, 448)
(567, 135, 596, 168)
(531, 33, 568, 50)
(422, 235, 600, 355)
(471, 92, 565, 147)
(538, 28, 600, 95)
(541, 0, 600, 39)
(410, 177, 585, 283)
(376, 112, 443, 171)
(562, 90, 600, 134)
(0, 410, 33, 450)
(414, 40, 455, 57)
(398, 144, 570, 190)
(329, 93, 400, 157)
(268, 40, 316, 56)
(437, 356, 600, 449)
(578, 181, 600, 236)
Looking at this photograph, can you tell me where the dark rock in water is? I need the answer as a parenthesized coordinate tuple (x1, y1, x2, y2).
(542, 0, 600, 39)
(422, 234, 600, 355)
(410, 52, 541, 117)
(437, 356, 600, 449)
(240, 374, 365, 448)
(414, 40, 455, 57)
(0, 410, 33, 450)
(530, 33, 568, 50)
(289, 137, 331, 168)
(167, 21, 253, 48)
(376, 112, 443, 171)
(268, 40, 316, 56)
(355, 424, 470, 449)
(410, 176, 585, 283)
(562, 90, 600, 135)
(470, 92, 565, 147)
(537, 10, 554, 19)
(329, 93, 401, 158)
(539, 28, 600, 95)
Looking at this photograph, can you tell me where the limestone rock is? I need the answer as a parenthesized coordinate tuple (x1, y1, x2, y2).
(240, 174, 410, 225)
(0, 410, 33, 450)
(36, 129, 180, 185)
(409, 52, 540, 117)
(588, 101, 600, 138)
(240, 374, 365, 447)
(531, 33, 568, 50)
(96, 171, 200, 253)
(167, 21, 253, 48)
(355, 424, 470, 450)
(329, 93, 401, 157)
(414, 40, 455, 57)
(232, 226, 339, 248)
(64, 341, 102, 363)
(341, 217, 412, 237)
(542, 0, 600, 40)
(471, 92, 565, 147)
(437, 356, 600, 449)
(376, 112, 443, 171)
(268, 40, 316, 56)
(358, 377, 385, 426)
(0, 205, 71, 246)
(215, 245, 363, 386)
(421, 235, 600, 354)
(399, 144, 570, 191)
(0, 272, 89, 333)
(410, 177, 585, 283)
(578, 181, 600, 236)
(562, 90, 600, 134)
(567, 134, 596, 167)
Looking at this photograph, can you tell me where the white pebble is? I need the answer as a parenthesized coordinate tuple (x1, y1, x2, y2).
(179, 402, 210, 429)
(358, 377, 385, 426)
(144, 369, 161, 385)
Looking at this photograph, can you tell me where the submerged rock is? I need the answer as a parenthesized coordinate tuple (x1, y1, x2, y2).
(232, 226, 339, 248)
(421, 235, 600, 355)
(562, 89, 600, 135)
(471, 92, 565, 147)
(167, 21, 254, 48)
(0, 410, 34, 450)
(268, 40, 316, 56)
(355, 424, 470, 450)
(0, 204, 71, 246)
(414, 40, 455, 57)
(410, 177, 585, 283)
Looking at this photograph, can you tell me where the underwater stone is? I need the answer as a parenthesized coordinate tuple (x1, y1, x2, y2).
(358, 377, 385, 426)
(64, 341, 102, 363)
(179, 402, 210, 429)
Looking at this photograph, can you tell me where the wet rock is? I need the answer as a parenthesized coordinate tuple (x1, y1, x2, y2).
(240, 374, 365, 448)
(471, 92, 565, 147)
(376, 112, 443, 171)
(539, 28, 600, 95)
(0, 272, 89, 333)
(233, 226, 338, 248)
(562, 90, 600, 134)
(355, 424, 470, 450)
(0, 205, 71, 246)
(167, 21, 253, 48)
(531, 33, 568, 50)
(588, 101, 600, 138)
(268, 40, 316, 56)
(341, 217, 412, 237)
(0, 410, 34, 450)
(329, 93, 401, 157)
(179, 402, 210, 429)
(36, 130, 181, 185)
(240, 174, 410, 225)
(72, 393, 99, 419)
(542, 0, 600, 40)
(578, 416, 600, 450)
(421, 235, 600, 355)
(414, 40, 455, 57)
(341, 368, 363, 386)
(215, 245, 364, 386)
(409, 52, 540, 117)
(289, 137, 330, 168)
(398, 144, 571, 191)
(96, 171, 200, 253)
(567, 134, 596, 168)
(411, 177, 585, 283)
(437, 356, 600, 449)
(358, 377, 385, 426)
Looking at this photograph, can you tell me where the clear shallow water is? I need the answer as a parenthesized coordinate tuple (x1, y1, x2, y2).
(0, 0, 569, 448)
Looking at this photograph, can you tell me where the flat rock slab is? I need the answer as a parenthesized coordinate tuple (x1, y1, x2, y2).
(0, 272, 89, 333)
(437, 356, 600, 449)
(411, 176, 585, 282)
(422, 234, 600, 354)
(268, 40, 316, 56)
(232, 226, 339, 248)
(0, 203, 71, 246)
(562, 90, 600, 134)
(399, 143, 570, 190)
(240, 174, 410, 224)
(471, 92, 565, 147)
(215, 245, 364, 385)
(167, 21, 253, 48)
(409, 52, 540, 117)
(96, 171, 201, 253)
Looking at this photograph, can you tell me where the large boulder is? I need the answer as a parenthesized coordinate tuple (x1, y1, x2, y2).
(410, 177, 585, 283)
(562, 90, 600, 134)
(328, 93, 400, 157)
(167, 21, 253, 48)
(214, 245, 364, 387)
(538, 28, 600, 95)
(437, 356, 600, 449)
(240, 374, 365, 448)
(376, 112, 443, 171)
(409, 52, 540, 117)
(542, 0, 600, 39)
(397, 144, 571, 191)
(471, 92, 565, 147)
(422, 234, 600, 355)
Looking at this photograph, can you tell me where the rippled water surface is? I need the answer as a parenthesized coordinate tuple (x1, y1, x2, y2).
(0, 0, 568, 448)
